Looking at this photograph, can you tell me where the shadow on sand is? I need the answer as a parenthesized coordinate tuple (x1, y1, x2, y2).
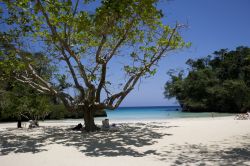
(0, 123, 175, 157)
(1, 123, 249, 165)
(158, 134, 250, 166)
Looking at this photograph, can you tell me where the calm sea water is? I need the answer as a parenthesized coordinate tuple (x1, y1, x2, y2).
(103, 106, 233, 120)
(43, 106, 233, 124)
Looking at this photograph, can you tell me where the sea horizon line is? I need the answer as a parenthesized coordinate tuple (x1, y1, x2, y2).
(117, 105, 180, 109)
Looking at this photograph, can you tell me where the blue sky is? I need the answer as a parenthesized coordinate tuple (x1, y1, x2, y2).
(120, 0, 250, 106)
(1, 0, 249, 107)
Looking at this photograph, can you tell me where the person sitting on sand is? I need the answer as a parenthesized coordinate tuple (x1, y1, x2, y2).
(28, 120, 39, 128)
(101, 119, 121, 131)
(246, 111, 250, 119)
(102, 119, 110, 128)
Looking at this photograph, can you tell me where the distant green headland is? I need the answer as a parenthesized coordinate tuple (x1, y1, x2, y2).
(165, 46, 250, 113)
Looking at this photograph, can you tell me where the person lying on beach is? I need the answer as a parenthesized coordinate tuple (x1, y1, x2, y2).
(72, 123, 83, 131)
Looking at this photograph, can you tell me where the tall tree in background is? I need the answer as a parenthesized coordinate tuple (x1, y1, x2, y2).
(0, 0, 188, 131)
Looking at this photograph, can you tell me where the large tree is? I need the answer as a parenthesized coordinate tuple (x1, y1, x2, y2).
(0, 0, 188, 131)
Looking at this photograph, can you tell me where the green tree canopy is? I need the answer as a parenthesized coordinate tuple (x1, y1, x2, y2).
(165, 46, 250, 113)
(0, 51, 54, 122)
(0, 81, 52, 121)
(0, 0, 188, 131)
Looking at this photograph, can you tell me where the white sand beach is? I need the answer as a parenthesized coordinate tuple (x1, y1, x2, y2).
(0, 116, 250, 166)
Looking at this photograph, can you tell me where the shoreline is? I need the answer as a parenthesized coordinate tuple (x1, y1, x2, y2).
(0, 115, 235, 128)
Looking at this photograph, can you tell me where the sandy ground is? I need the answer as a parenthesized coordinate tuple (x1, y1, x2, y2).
(0, 116, 250, 166)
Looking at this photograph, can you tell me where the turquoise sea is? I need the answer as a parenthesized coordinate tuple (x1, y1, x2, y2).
(103, 106, 233, 120)
(43, 106, 233, 124)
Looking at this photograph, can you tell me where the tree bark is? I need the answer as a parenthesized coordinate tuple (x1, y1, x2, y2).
(17, 120, 22, 128)
(83, 107, 99, 132)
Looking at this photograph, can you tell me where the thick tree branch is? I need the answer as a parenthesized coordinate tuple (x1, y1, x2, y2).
(37, 0, 93, 90)
(95, 19, 136, 103)
(3, 41, 75, 110)
(95, 63, 106, 102)
(15, 76, 50, 93)
(96, 35, 106, 64)
(104, 24, 180, 109)
(59, 47, 86, 97)
(106, 18, 135, 62)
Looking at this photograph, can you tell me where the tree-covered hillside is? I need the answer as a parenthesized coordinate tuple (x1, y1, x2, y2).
(165, 46, 250, 113)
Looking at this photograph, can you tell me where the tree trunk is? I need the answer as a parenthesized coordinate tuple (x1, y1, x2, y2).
(83, 108, 99, 132)
(17, 120, 22, 128)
